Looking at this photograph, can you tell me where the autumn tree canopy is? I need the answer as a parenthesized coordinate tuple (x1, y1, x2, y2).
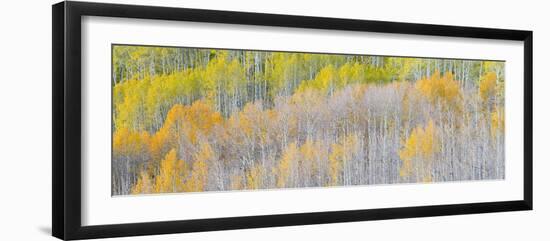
(112, 46, 505, 195)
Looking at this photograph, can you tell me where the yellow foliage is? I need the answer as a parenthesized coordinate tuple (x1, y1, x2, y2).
(113, 127, 150, 157)
(203, 57, 225, 106)
(328, 146, 342, 186)
(396, 58, 420, 81)
(299, 140, 317, 170)
(246, 165, 264, 190)
(299, 140, 326, 180)
(337, 62, 353, 87)
(416, 71, 461, 105)
(490, 107, 505, 138)
(182, 158, 208, 192)
(203, 55, 246, 108)
(479, 72, 497, 103)
(328, 134, 358, 186)
(399, 120, 438, 182)
(276, 142, 298, 188)
(153, 149, 188, 193)
(338, 62, 366, 86)
(297, 65, 336, 93)
(149, 127, 170, 163)
(267, 53, 302, 96)
(113, 78, 151, 131)
(131, 170, 153, 194)
(181, 142, 211, 192)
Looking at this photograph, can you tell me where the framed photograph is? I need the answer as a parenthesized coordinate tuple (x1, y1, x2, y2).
(52, 1, 533, 240)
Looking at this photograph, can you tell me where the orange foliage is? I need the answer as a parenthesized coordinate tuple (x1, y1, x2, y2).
(161, 100, 223, 145)
(113, 127, 151, 158)
(416, 72, 461, 106)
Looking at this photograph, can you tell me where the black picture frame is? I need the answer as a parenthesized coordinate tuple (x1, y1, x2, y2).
(52, 1, 533, 240)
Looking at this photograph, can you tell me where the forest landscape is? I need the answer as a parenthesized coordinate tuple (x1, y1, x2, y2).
(111, 45, 505, 196)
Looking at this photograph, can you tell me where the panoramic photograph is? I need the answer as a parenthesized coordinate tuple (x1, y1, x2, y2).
(111, 45, 505, 196)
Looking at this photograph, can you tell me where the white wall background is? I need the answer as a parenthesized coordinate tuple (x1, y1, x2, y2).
(0, 0, 547, 240)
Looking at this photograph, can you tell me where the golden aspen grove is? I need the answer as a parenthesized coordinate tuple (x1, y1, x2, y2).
(111, 45, 505, 196)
